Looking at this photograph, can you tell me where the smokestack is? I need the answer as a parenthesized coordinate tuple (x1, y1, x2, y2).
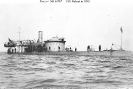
(38, 31, 43, 43)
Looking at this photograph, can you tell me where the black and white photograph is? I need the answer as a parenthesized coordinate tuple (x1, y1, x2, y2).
(0, 0, 133, 89)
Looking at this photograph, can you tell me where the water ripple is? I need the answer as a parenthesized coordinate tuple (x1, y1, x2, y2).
(0, 53, 133, 89)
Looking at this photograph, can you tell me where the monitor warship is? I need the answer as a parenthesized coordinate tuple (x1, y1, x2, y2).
(4, 31, 133, 57)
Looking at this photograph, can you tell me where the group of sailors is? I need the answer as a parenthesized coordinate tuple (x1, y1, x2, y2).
(65, 47, 77, 52)
(7, 45, 102, 53)
(48, 46, 77, 52)
(8, 47, 16, 53)
(87, 45, 101, 51)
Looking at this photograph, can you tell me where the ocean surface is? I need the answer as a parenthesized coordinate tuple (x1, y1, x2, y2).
(0, 53, 133, 89)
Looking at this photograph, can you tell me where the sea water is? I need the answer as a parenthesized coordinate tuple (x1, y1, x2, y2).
(0, 53, 133, 89)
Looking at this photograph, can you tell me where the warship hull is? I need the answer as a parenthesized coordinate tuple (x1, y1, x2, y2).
(8, 51, 133, 57)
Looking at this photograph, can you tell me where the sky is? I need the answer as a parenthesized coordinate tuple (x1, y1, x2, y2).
(0, 0, 133, 52)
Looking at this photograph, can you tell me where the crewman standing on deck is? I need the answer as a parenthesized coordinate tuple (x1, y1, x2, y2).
(75, 47, 77, 52)
(87, 45, 90, 51)
(99, 45, 101, 51)
(12, 48, 13, 53)
(15, 48, 16, 53)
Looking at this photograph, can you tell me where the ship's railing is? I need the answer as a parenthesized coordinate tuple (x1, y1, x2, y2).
(15, 40, 37, 46)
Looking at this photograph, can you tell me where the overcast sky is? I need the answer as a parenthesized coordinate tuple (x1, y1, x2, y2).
(0, 0, 133, 52)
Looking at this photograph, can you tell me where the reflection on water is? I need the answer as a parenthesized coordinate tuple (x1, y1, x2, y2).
(0, 53, 133, 89)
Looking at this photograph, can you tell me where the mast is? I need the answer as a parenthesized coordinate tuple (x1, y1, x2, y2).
(120, 26, 123, 50)
(121, 30, 122, 50)
(19, 27, 21, 52)
(19, 27, 20, 42)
